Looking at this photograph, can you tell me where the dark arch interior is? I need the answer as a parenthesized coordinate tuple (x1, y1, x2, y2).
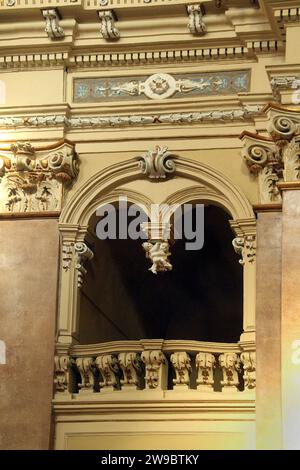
(79, 204, 243, 344)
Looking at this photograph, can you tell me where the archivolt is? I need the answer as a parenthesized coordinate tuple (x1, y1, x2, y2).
(60, 156, 254, 226)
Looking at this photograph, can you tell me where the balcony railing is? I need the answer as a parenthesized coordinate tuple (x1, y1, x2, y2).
(0, 0, 204, 10)
(54, 339, 256, 396)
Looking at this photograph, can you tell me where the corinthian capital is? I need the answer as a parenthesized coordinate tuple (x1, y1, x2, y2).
(0, 140, 78, 214)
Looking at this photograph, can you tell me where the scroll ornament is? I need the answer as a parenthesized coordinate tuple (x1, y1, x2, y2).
(0, 141, 78, 213)
(137, 145, 176, 179)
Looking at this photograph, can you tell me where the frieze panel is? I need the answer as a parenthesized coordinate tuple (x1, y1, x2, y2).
(73, 70, 250, 102)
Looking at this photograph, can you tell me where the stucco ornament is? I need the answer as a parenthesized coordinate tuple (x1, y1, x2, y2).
(187, 4, 206, 35)
(142, 73, 177, 100)
(98, 10, 120, 39)
(137, 145, 176, 179)
(42, 9, 65, 40)
(0, 140, 78, 213)
(142, 241, 172, 274)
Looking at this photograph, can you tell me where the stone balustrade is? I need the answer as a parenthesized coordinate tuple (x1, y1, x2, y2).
(54, 339, 255, 396)
(0, 0, 205, 11)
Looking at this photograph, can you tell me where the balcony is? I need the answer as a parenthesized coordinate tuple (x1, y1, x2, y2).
(54, 338, 255, 397)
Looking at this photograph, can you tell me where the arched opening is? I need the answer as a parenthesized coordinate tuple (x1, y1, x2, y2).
(78, 202, 243, 344)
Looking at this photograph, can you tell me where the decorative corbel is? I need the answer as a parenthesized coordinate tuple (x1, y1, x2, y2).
(98, 10, 120, 40)
(54, 355, 74, 394)
(136, 146, 176, 179)
(187, 4, 206, 36)
(74, 242, 93, 288)
(118, 352, 144, 390)
(170, 352, 192, 389)
(219, 353, 241, 392)
(240, 351, 256, 390)
(95, 354, 121, 392)
(141, 350, 168, 390)
(75, 357, 97, 394)
(42, 9, 65, 40)
(232, 235, 256, 266)
(196, 352, 216, 391)
(240, 131, 282, 204)
(141, 222, 173, 274)
(0, 140, 78, 213)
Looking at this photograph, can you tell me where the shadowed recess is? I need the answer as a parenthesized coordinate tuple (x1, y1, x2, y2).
(79, 205, 243, 343)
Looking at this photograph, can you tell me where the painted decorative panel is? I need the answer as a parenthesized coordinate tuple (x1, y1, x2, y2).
(73, 71, 250, 103)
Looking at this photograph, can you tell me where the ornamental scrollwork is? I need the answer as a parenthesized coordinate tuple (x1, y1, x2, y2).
(42, 9, 65, 40)
(241, 105, 300, 199)
(0, 141, 78, 213)
(187, 4, 206, 36)
(137, 146, 176, 179)
(98, 10, 120, 39)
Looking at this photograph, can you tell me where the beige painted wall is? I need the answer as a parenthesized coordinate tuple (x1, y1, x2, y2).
(0, 218, 59, 449)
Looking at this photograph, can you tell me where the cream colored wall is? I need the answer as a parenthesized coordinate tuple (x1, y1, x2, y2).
(1, 0, 299, 451)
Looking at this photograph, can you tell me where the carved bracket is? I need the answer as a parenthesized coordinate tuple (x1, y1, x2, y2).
(141, 350, 168, 390)
(42, 9, 65, 40)
(219, 352, 241, 392)
(196, 352, 216, 391)
(0, 140, 78, 213)
(137, 146, 176, 179)
(95, 354, 120, 391)
(232, 235, 256, 266)
(187, 4, 206, 36)
(170, 352, 192, 389)
(142, 241, 172, 274)
(75, 357, 97, 394)
(240, 351, 256, 390)
(240, 104, 300, 198)
(118, 352, 144, 389)
(98, 10, 120, 40)
(54, 355, 74, 394)
(74, 242, 94, 288)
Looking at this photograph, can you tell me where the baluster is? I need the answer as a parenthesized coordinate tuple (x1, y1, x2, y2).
(95, 354, 120, 392)
(118, 352, 144, 390)
(170, 352, 191, 389)
(141, 350, 168, 390)
(54, 355, 73, 395)
(195, 352, 216, 391)
(75, 357, 97, 394)
(219, 353, 241, 392)
(240, 351, 256, 390)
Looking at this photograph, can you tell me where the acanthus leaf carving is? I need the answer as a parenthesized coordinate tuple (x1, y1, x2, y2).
(137, 146, 176, 179)
(240, 133, 283, 203)
(62, 243, 74, 271)
(0, 141, 78, 214)
(118, 352, 144, 389)
(232, 235, 256, 266)
(187, 4, 206, 36)
(240, 351, 256, 390)
(141, 350, 168, 390)
(282, 136, 300, 181)
(42, 9, 65, 40)
(95, 354, 120, 391)
(219, 352, 241, 391)
(75, 357, 96, 394)
(196, 352, 216, 391)
(74, 242, 93, 288)
(54, 355, 74, 394)
(170, 352, 192, 388)
(98, 10, 120, 40)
